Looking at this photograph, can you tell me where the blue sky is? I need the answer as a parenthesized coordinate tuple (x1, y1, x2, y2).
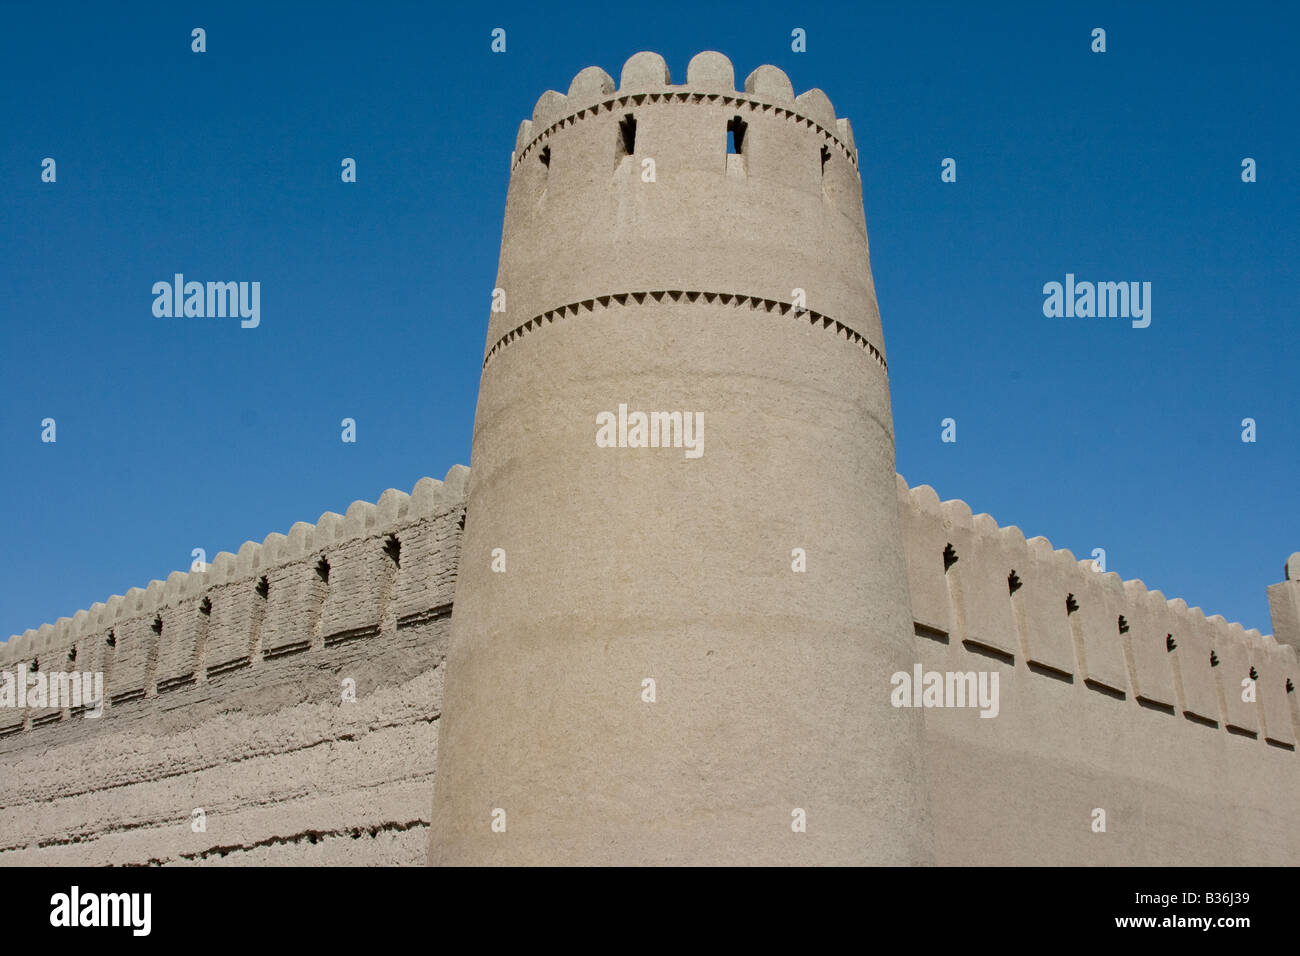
(1, 0, 1295, 637)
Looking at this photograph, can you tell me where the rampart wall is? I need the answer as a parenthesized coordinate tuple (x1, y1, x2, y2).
(0, 467, 467, 866)
(898, 476, 1300, 864)
(3, 463, 1297, 867)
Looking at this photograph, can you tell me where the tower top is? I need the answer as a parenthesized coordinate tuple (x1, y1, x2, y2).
(512, 51, 858, 172)
(493, 51, 877, 367)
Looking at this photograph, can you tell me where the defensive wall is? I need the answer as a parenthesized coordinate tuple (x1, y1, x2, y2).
(899, 476, 1300, 864)
(2, 467, 1294, 864)
(0, 467, 467, 866)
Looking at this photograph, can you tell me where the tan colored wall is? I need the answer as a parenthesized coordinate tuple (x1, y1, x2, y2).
(0, 468, 467, 866)
(897, 476, 1300, 864)
(3, 464, 1295, 866)
(429, 52, 932, 866)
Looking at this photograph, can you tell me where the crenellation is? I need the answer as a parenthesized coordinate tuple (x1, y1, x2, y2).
(619, 50, 670, 92)
(1258, 638, 1298, 746)
(530, 89, 568, 130)
(392, 514, 463, 629)
(153, 593, 207, 693)
(261, 530, 289, 566)
(236, 540, 260, 576)
(793, 87, 837, 130)
(1170, 602, 1221, 723)
(510, 52, 857, 186)
(345, 500, 378, 536)
(898, 482, 954, 640)
(314, 511, 345, 546)
(743, 64, 794, 103)
(105, 603, 160, 705)
(941, 502, 1020, 660)
(684, 50, 734, 92)
(1010, 535, 1078, 676)
(286, 520, 316, 561)
(1, 470, 467, 763)
(1266, 555, 1300, 649)
(28, 624, 64, 725)
(260, 558, 327, 658)
(203, 576, 262, 677)
(1068, 559, 1128, 692)
(1, 476, 468, 725)
(567, 65, 614, 101)
(835, 116, 856, 152)
(209, 550, 237, 582)
(376, 487, 410, 525)
(895, 482, 1295, 749)
(317, 533, 394, 644)
(1105, 582, 1162, 706)
(1214, 620, 1259, 735)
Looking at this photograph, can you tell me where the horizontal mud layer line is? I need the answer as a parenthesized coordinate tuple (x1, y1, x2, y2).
(0, 713, 440, 816)
(397, 603, 453, 629)
(515, 91, 857, 172)
(483, 289, 887, 372)
(323, 624, 382, 647)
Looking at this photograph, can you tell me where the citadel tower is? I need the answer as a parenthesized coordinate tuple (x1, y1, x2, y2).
(428, 52, 934, 864)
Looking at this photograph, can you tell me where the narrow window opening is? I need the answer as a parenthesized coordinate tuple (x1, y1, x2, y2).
(1249, 665, 1259, 680)
(1065, 593, 1079, 614)
(255, 575, 270, 599)
(199, 596, 212, 616)
(1007, 570, 1022, 595)
(1210, 650, 1220, 667)
(384, 534, 402, 568)
(820, 144, 831, 175)
(1165, 634, 1177, 652)
(726, 116, 747, 155)
(68, 645, 77, 663)
(539, 145, 551, 168)
(316, 557, 331, 584)
(1287, 678, 1295, 693)
(151, 614, 163, 635)
(942, 543, 958, 572)
(1117, 615, 1129, 634)
(106, 629, 116, 648)
(617, 113, 636, 158)
(457, 510, 466, 532)
(32, 657, 39, 672)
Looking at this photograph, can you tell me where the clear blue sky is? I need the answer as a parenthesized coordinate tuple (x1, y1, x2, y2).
(2, 1, 1295, 637)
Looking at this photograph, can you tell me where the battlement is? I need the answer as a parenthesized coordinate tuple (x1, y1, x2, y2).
(513, 51, 858, 174)
(897, 475, 1300, 749)
(0, 466, 469, 736)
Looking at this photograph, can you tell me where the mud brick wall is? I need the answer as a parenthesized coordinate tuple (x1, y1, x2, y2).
(897, 476, 1300, 865)
(0, 466, 467, 866)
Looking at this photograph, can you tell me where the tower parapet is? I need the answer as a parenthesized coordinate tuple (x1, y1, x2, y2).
(491, 51, 878, 367)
